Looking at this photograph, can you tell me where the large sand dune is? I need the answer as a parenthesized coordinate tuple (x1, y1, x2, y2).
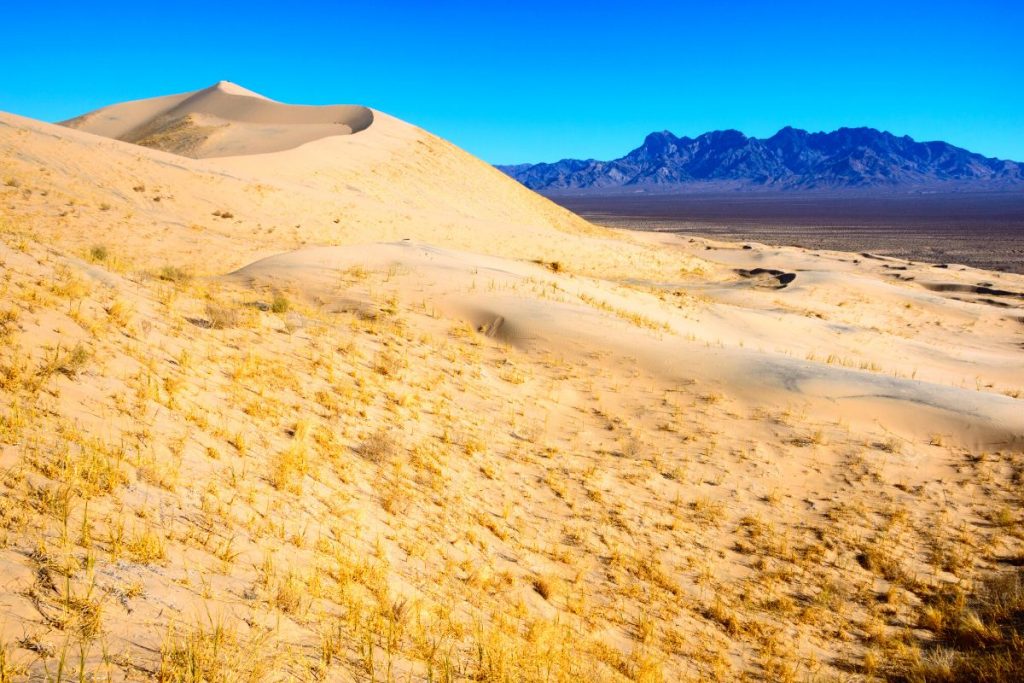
(0, 85, 1022, 682)
(61, 80, 374, 157)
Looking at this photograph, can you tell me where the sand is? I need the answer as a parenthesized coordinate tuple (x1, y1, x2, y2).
(229, 241, 1023, 450)
(0, 83, 1021, 682)
(61, 81, 374, 158)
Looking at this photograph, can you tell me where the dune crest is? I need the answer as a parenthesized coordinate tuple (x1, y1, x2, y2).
(60, 80, 374, 158)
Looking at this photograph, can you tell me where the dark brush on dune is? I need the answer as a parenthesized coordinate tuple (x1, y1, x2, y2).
(734, 268, 797, 288)
(498, 127, 1024, 192)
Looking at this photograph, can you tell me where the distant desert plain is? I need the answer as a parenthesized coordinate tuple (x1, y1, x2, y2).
(0, 82, 1022, 681)
(553, 192, 1024, 275)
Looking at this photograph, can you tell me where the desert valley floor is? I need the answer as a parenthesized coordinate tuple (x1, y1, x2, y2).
(550, 192, 1024, 275)
(0, 83, 1022, 682)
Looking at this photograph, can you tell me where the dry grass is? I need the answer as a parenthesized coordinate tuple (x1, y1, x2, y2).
(159, 619, 273, 683)
(889, 571, 1024, 682)
(204, 301, 241, 329)
(0, 197, 1022, 682)
(158, 265, 192, 283)
(359, 429, 397, 464)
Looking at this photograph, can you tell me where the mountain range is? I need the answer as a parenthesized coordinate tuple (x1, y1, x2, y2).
(497, 127, 1024, 193)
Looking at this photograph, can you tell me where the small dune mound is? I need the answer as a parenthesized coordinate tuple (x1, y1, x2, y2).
(226, 242, 545, 349)
(61, 80, 374, 158)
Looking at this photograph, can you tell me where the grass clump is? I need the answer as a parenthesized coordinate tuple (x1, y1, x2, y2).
(158, 265, 192, 284)
(127, 526, 166, 563)
(273, 573, 304, 614)
(359, 429, 396, 464)
(532, 575, 559, 601)
(160, 620, 270, 683)
(270, 292, 290, 314)
(268, 442, 308, 492)
(0, 308, 20, 339)
(38, 342, 91, 380)
(205, 302, 240, 329)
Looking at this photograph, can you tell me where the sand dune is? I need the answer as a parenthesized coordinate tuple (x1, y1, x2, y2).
(61, 80, 374, 157)
(1, 97, 594, 276)
(0, 85, 1022, 682)
(230, 241, 1024, 450)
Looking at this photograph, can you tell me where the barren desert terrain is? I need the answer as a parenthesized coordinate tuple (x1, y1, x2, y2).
(0, 83, 1022, 682)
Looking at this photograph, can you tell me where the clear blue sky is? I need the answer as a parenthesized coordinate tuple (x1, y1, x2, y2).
(2, 1, 1021, 164)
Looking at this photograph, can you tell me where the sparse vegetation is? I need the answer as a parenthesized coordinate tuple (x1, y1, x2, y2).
(205, 301, 240, 329)
(159, 620, 272, 683)
(271, 292, 289, 313)
(158, 265, 192, 283)
(1, 91, 1021, 683)
(886, 571, 1024, 682)
(359, 429, 397, 463)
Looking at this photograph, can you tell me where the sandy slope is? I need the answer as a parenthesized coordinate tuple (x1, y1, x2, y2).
(230, 241, 1023, 450)
(0, 85, 1022, 682)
